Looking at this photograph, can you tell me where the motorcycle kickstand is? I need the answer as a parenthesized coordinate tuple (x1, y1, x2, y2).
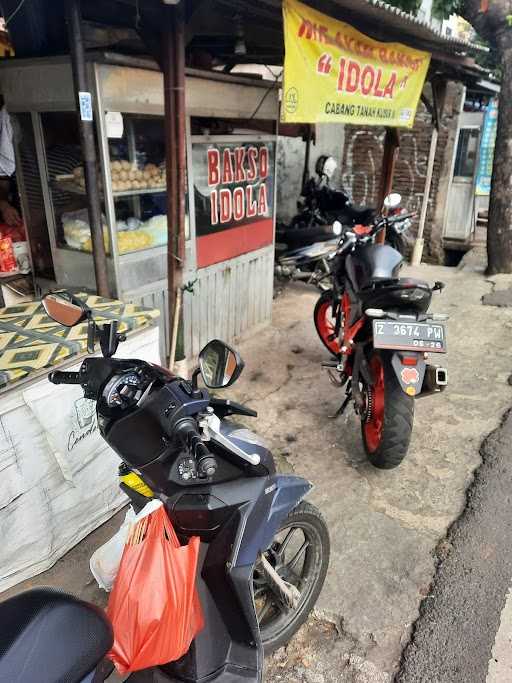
(322, 363, 347, 388)
(329, 383, 352, 419)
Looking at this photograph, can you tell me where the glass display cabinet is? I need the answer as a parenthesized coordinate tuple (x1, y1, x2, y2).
(0, 55, 278, 360)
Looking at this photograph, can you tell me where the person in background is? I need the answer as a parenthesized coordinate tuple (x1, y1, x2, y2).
(0, 97, 22, 227)
(0, 178, 21, 226)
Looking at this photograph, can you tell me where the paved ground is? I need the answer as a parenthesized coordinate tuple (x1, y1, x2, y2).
(3, 263, 512, 682)
(395, 275, 512, 683)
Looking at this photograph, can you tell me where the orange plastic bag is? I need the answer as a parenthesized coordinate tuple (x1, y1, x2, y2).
(107, 505, 204, 674)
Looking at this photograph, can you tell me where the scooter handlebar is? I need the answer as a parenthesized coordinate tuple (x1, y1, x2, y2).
(387, 211, 416, 224)
(48, 370, 82, 385)
(175, 419, 218, 479)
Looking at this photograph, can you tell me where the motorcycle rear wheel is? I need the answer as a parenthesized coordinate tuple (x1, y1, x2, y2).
(314, 290, 341, 357)
(252, 501, 330, 654)
(361, 351, 414, 469)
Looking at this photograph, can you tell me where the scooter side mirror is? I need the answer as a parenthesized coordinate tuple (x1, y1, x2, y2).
(42, 292, 89, 327)
(43, 290, 125, 357)
(198, 339, 245, 389)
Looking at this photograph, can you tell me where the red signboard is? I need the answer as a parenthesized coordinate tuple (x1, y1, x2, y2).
(193, 141, 275, 268)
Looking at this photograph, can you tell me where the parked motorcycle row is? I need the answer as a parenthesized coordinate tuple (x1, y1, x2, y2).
(0, 155, 448, 683)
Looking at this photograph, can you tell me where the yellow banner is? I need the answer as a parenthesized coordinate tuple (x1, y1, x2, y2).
(282, 0, 431, 128)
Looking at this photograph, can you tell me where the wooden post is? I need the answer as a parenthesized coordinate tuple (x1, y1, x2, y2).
(163, 1, 186, 367)
(376, 127, 400, 244)
(302, 125, 312, 192)
(411, 80, 447, 265)
(411, 129, 438, 265)
(66, 0, 110, 297)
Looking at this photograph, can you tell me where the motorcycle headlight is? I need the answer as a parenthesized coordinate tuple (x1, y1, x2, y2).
(332, 220, 342, 236)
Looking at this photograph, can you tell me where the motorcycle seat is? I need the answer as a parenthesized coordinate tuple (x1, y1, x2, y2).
(397, 277, 431, 290)
(361, 277, 432, 313)
(363, 277, 430, 289)
(343, 205, 376, 225)
(0, 588, 113, 683)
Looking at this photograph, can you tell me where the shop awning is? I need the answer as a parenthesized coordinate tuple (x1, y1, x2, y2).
(1, 0, 489, 86)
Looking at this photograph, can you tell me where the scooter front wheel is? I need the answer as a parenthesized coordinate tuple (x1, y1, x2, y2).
(252, 501, 330, 654)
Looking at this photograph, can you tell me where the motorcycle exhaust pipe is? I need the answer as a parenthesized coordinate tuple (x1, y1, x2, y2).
(418, 364, 448, 398)
(275, 265, 311, 281)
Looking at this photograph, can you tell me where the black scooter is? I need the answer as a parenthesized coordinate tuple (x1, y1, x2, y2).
(0, 291, 329, 683)
(276, 193, 414, 290)
(276, 155, 375, 254)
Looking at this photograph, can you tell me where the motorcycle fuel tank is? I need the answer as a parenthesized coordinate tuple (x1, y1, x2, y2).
(346, 243, 403, 291)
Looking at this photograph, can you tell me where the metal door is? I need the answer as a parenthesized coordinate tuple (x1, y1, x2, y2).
(443, 114, 482, 241)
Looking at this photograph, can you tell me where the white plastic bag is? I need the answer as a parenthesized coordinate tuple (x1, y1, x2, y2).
(89, 500, 162, 591)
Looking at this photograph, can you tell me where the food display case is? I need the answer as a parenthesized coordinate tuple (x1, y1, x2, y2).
(0, 55, 279, 360)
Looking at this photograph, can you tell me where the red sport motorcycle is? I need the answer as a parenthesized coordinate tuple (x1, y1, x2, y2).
(314, 199, 448, 469)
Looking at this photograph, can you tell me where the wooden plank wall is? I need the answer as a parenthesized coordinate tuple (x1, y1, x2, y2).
(183, 245, 274, 358)
(125, 280, 169, 363)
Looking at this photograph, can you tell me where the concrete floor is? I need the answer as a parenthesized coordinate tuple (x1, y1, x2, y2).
(3, 263, 512, 682)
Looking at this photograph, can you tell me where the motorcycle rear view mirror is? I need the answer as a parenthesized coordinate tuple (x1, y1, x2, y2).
(42, 292, 89, 327)
(383, 193, 402, 210)
(322, 156, 337, 179)
(198, 339, 245, 389)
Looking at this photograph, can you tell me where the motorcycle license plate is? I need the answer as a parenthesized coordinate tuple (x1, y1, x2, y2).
(372, 320, 446, 353)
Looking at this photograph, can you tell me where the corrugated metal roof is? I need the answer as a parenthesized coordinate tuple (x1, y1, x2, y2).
(328, 0, 486, 53)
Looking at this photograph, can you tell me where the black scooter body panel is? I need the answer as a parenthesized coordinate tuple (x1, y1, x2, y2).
(151, 473, 310, 683)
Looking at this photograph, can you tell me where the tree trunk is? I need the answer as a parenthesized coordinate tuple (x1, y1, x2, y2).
(458, 0, 512, 273)
(487, 35, 512, 274)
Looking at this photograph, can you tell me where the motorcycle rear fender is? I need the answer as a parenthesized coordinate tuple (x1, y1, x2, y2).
(391, 352, 426, 397)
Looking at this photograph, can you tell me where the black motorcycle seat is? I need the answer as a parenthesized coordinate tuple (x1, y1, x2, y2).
(0, 588, 113, 683)
(363, 277, 430, 289)
(397, 277, 431, 289)
(343, 205, 376, 224)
